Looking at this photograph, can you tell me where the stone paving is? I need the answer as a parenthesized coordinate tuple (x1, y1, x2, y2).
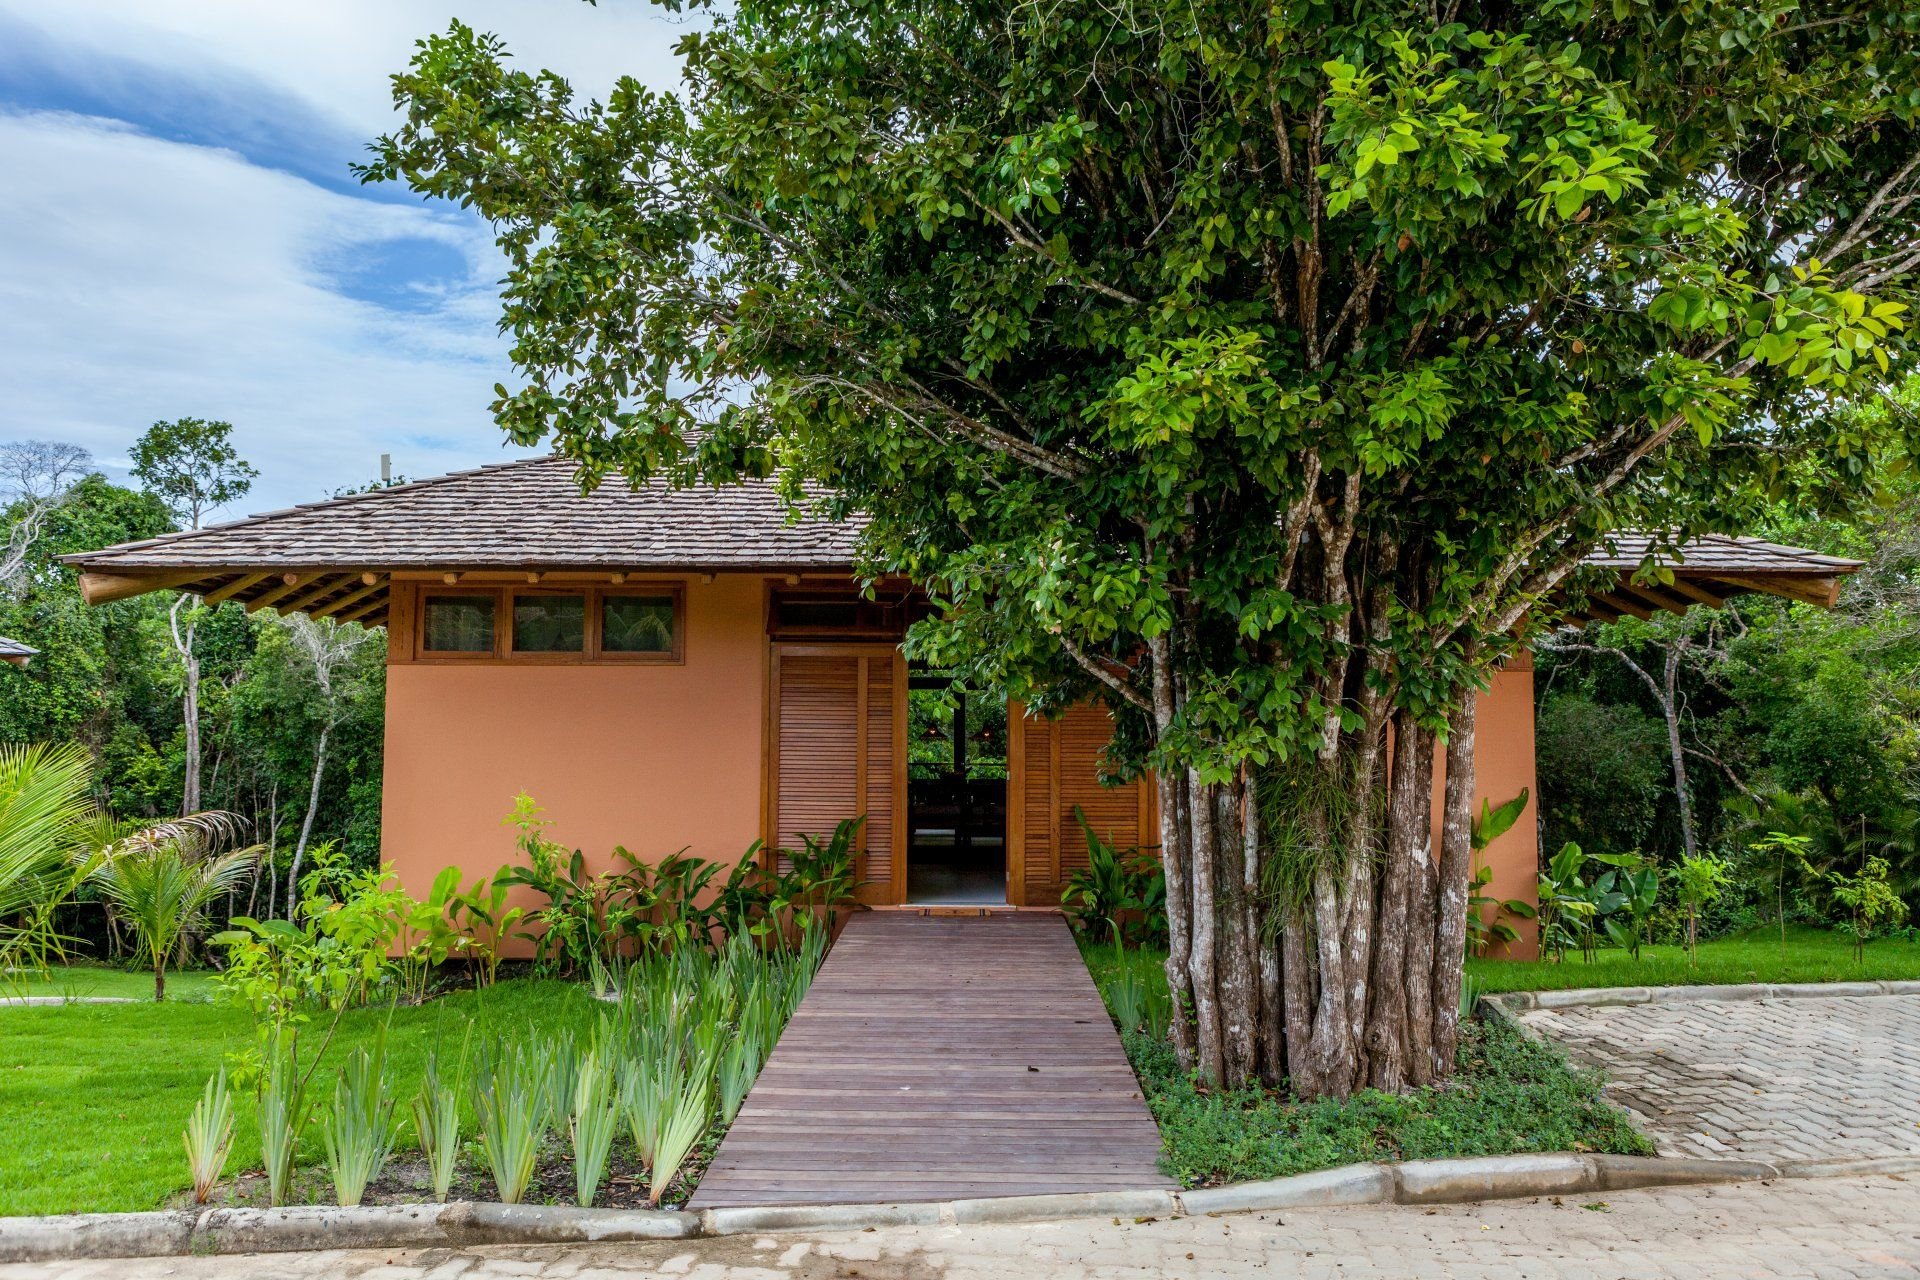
(1519, 992, 1920, 1162)
(9, 1177, 1918, 1280)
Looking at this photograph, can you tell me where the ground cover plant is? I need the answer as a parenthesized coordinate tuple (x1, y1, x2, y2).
(1082, 939, 1649, 1186)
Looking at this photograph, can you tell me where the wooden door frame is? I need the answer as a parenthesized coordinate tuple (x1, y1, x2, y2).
(764, 640, 910, 905)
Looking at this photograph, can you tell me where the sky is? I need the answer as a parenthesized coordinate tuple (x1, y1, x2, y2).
(0, 1, 695, 516)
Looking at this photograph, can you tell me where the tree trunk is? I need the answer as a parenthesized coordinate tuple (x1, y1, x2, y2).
(1365, 711, 1434, 1092)
(287, 722, 330, 913)
(1662, 647, 1698, 860)
(154, 962, 166, 1003)
(1429, 693, 1479, 1077)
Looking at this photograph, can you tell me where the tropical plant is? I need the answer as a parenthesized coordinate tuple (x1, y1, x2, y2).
(1465, 790, 1535, 957)
(473, 1040, 555, 1204)
(496, 794, 621, 975)
(0, 742, 102, 972)
(1596, 852, 1661, 961)
(448, 872, 523, 987)
(90, 811, 261, 1000)
(1670, 853, 1733, 962)
(773, 817, 864, 942)
(1536, 843, 1598, 965)
(182, 1067, 235, 1205)
(320, 1042, 397, 1207)
(1820, 854, 1911, 963)
(570, 1042, 620, 1207)
(1097, 937, 1171, 1040)
(1062, 807, 1165, 945)
(1749, 831, 1818, 952)
(411, 1047, 463, 1204)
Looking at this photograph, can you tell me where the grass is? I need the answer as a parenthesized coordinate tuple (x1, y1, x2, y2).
(0, 977, 603, 1216)
(3, 963, 223, 1001)
(1080, 937, 1650, 1188)
(1467, 924, 1920, 994)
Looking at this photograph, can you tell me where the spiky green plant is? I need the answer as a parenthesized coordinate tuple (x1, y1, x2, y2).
(473, 1042, 554, 1204)
(182, 1067, 235, 1205)
(570, 1045, 620, 1207)
(411, 1048, 463, 1203)
(648, 1077, 711, 1206)
(257, 1035, 311, 1208)
(321, 1043, 396, 1207)
(618, 1053, 667, 1168)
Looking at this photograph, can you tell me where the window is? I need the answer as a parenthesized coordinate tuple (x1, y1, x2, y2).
(422, 593, 496, 653)
(412, 583, 682, 662)
(602, 594, 676, 655)
(513, 593, 587, 653)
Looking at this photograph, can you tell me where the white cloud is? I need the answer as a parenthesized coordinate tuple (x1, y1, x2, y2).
(0, 0, 694, 136)
(0, 109, 517, 508)
(0, 2, 699, 513)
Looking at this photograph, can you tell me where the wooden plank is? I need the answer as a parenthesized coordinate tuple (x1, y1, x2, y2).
(689, 912, 1171, 1207)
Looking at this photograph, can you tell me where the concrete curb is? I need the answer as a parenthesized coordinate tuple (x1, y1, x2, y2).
(6, 1151, 1915, 1264)
(1491, 978, 1920, 1014)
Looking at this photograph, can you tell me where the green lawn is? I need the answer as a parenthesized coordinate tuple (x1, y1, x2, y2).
(1467, 925, 1920, 994)
(0, 977, 602, 1217)
(3, 963, 222, 1002)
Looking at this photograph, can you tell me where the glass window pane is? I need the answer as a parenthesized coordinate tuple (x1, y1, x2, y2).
(423, 595, 495, 653)
(513, 594, 587, 652)
(602, 595, 676, 653)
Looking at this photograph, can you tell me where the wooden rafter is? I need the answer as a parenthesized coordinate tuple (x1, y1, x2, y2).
(1592, 591, 1654, 621)
(337, 596, 387, 625)
(278, 573, 359, 615)
(311, 576, 387, 620)
(202, 571, 271, 605)
(245, 573, 306, 613)
(1662, 577, 1729, 609)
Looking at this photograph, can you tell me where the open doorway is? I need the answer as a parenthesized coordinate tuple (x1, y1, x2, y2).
(906, 672, 1007, 904)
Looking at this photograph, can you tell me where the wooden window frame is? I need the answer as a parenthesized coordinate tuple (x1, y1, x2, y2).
(410, 582, 685, 665)
(595, 584, 685, 665)
(414, 586, 503, 660)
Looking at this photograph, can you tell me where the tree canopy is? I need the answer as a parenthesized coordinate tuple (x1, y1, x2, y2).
(368, 0, 1920, 1094)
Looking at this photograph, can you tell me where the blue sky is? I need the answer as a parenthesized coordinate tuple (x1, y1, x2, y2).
(0, 1, 691, 515)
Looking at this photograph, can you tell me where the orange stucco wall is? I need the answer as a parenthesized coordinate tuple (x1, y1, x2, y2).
(1433, 654, 1541, 959)
(379, 574, 768, 908)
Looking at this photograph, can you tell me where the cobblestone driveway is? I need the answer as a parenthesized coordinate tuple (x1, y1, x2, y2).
(9, 1178, 1917, 1280)
(1519, 992, 1920, 1162)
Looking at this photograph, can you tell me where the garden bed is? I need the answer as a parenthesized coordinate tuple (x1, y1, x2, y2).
(1080, 942, 1652, 1188)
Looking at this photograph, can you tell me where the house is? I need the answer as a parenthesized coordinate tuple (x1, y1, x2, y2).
(0, 636, 37, 668)
(65, 457, 1861, 946)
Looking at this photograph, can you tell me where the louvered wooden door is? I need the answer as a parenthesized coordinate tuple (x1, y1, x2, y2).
(768, 644, 907, 905)
(1006, 700, 1158, 907)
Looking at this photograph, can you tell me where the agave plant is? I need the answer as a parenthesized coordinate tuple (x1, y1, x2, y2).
(411, 1048, 463, 1203)
(648, 1076, 711, 1206)
(570, 1044, 620, 1207)
(90, 811, 262, 1000)
(182, 1067, 235, 1205)
(257, 1034, 311, 1208)
(473, 1041, 555, 1204)
(320, 1043, 396, 1207)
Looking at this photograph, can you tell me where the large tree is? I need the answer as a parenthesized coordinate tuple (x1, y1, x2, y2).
(368, 0, 1920, 1095)
(130, 418, 257, 814)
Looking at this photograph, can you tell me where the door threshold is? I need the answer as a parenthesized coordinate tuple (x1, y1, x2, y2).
(872, 903, 1061, 916)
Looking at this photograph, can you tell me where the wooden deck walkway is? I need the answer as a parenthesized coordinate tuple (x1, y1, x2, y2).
(690, 911, 1172, 1207)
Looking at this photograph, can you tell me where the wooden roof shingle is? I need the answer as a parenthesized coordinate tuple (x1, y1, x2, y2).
(63, 455, 1860, 629)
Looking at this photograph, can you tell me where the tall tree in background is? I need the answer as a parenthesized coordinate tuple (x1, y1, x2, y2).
(371, 1, 1920, 1094)
(271, 613, 377, 911)
(0, 441, 93, 593)
(130, 419, 257, 815)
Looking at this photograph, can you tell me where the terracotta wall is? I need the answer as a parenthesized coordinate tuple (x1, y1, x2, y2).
(1434, 653, 1540, 959)
(379, 574, 768, 910)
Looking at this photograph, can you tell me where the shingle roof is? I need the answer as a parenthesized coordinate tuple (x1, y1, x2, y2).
(68, 456, 865, 574)
(63, 454, 1860, 629)
(0, 636, 37, 666)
